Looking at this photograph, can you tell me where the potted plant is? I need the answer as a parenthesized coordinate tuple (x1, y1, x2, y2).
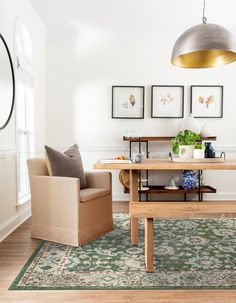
(193, 141, 205, 159)
(171, 129, 201, 159)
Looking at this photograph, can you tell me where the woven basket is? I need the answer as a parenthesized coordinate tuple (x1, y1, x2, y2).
(119, 169, 130, 189)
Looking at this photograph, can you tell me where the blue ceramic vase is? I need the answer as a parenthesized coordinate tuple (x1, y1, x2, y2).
(205, 142, 215, 158)
(182, 170, 198, 190)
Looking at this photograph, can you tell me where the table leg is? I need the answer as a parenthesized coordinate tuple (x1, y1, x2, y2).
(130, 170, 139, 245)
(145, 218, 154, 272)
(130, 218, 139, 245)
(198, 170, 201, 201)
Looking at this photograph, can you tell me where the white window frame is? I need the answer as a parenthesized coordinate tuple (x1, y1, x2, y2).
(14, 17, 34, 206)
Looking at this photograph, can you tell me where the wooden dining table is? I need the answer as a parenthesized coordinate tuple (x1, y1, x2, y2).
(94, 159, 236, 272)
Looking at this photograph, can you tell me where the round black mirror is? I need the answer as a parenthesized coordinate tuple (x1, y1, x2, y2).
(0, 33, 15, 130)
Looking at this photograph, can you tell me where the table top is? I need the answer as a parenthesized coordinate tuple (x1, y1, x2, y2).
(94, 159, 236, 170)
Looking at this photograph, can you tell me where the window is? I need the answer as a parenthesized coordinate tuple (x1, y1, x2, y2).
(15, 19, 34, 205)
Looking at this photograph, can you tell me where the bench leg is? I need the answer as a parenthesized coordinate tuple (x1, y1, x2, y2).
(145, 218, 154, 272)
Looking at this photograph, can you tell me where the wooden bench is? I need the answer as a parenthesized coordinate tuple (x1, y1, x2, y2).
(94, 160, 236, 272)
(130, 201, 236, 272)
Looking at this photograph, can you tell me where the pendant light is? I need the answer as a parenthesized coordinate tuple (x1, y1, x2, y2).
(171, 0, 236, 68)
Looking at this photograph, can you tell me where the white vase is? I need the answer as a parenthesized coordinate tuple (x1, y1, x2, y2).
(179, 145, 194, 160)
(193, 149, 205, 159)
(200, 124, 213, 138)
(178, 114, 201, 134)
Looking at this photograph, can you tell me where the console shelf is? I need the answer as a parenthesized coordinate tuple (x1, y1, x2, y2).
(124, 185, 216, 194)
(123, 136, 217, 142)
(122, 136, 217, 202)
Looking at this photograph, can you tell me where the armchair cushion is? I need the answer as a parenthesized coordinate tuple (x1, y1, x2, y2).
(80, 188, 110, 202)
(45, 144, 87, 189)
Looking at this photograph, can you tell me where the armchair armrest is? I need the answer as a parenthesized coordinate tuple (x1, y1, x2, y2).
(85, 172, 111, 190)
(30, 176, 80, 226)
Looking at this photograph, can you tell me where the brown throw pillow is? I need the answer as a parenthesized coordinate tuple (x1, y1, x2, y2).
(45, 144, 87, 189)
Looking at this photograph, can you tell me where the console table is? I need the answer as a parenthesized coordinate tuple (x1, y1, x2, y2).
(94, 160, 236, 272)
(123, 136, 217, 201)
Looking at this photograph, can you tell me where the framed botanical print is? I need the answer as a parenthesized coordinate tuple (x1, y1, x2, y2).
(112, 86, 144, 119)
(151, 85, 184, 118)
(190, 85, 223, 118)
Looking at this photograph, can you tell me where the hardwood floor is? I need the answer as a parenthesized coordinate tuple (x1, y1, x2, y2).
(0, 201, 236, 303)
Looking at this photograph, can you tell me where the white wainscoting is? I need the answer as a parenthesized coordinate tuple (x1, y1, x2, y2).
(0, 146, 45, 242)
(0, 151, 29, 242)
(0, 205, 31, 242)
(0, 149, 17, 158)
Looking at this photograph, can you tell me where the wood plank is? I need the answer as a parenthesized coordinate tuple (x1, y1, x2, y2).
(123, 136, 176, 141)
(130, 170, 139, 245)
(123, 136, 217, 142)
(130, 201, 236, 218)
(145, 218, 154, 273)
(94, 159, 236, 170)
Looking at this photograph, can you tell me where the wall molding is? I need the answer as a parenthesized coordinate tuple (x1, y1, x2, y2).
(4, 144, 235, 157)
(0, 206, 31, 243)
(80, 145, 128, 153)
(0, 149, 17, 158)
(78, 144, 236, 154)
(52, 145, 128, 153)
(215, 146, 236, 153)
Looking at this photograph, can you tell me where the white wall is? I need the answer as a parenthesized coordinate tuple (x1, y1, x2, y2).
(45, 29, 236, 201)
(0, 0, 46, 241)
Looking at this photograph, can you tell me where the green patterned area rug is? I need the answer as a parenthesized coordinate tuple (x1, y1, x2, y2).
(10, 213, 236, 290)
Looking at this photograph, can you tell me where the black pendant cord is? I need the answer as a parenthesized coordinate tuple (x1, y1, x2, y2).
(202, 0, 207, 23)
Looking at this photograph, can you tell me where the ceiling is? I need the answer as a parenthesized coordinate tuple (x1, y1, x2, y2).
(29, 0, 236, 34)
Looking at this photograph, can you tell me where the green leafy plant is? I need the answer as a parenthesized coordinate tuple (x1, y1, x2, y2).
(194, 141, 205, 150)
(171, 129, 201, 154)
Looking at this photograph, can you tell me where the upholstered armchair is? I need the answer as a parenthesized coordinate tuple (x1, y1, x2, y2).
(27, 158, 114, 246)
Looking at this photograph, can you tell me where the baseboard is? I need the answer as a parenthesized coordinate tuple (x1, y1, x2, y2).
(113, 193, 130, 201)
(0, 207, 31, 242)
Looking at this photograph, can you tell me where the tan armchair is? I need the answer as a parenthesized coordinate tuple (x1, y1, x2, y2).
(27, 158, 114, 246)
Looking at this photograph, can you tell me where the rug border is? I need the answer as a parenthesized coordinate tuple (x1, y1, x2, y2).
(9, 240, 45, 290)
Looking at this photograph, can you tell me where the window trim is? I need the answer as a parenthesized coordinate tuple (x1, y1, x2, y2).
(14, 17, 34, 206)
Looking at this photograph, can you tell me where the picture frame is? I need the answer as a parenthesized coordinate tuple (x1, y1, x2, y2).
(190, 85, 223, 118)
(151, 85, 184, 118)
(112, 86, 145, 119)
